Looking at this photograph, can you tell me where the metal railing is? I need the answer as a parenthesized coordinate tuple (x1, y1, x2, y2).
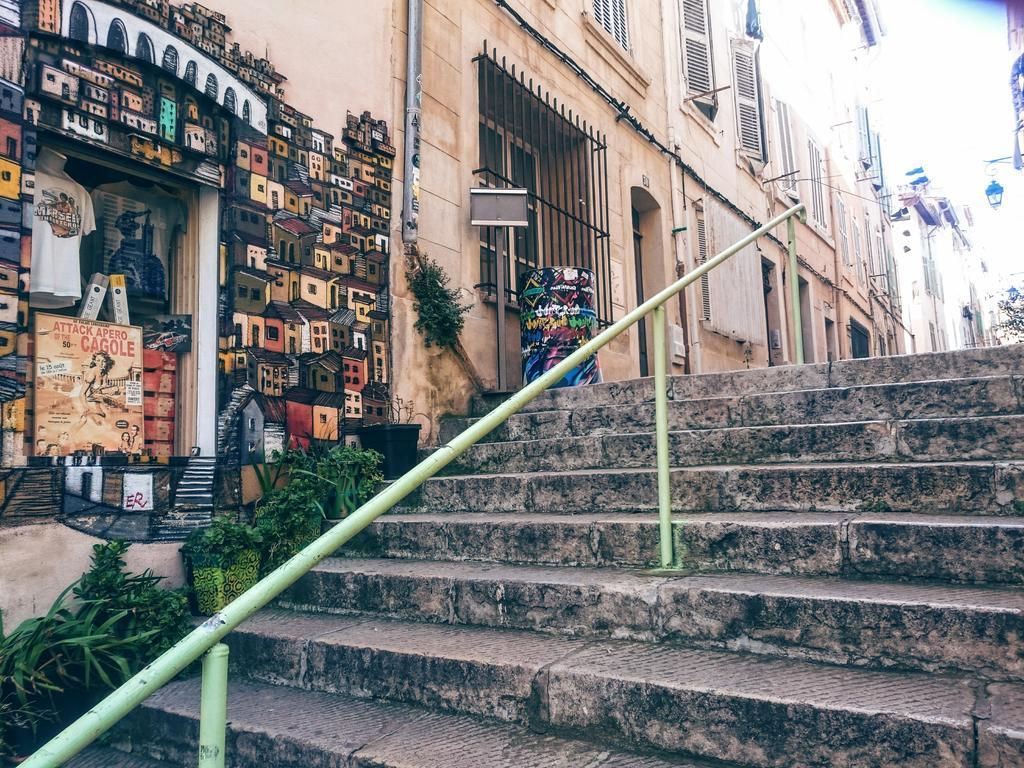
(21, 202, 806, 768)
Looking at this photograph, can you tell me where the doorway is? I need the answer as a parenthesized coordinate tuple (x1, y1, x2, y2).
(632, 207, 648, 377)
(851, 320, 870, 358)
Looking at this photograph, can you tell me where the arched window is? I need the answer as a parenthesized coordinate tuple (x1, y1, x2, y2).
(162, 45, 178, 74)
(242, 100, 251, 123)
(106, 19, 128, 54)
(204, 73, 218, 100)
(184, 61, 197, 86)
(136, 33, 154, 63)
(223, 87, 236, 114)
(69, 1, 91, 42)
(288, 243, 295, 262)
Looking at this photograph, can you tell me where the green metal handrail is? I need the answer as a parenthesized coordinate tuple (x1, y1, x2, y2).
(22, 202, 806, 768)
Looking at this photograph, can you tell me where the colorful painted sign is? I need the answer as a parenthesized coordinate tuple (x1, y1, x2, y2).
(143, 314, 192, 353)
(520, 267, 602, 387)
(33, 314, 144, 454)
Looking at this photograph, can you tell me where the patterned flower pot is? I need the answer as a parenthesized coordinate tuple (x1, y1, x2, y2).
(186, 549, 260, 615)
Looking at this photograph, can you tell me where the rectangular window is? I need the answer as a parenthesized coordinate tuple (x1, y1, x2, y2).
(476, 49, 612, 323)
(266, 326, 279, 341)
(806, 138, 828, 230)
(774, 100, 797, 192)
(593, 0, 630, 51)
(731, 41, 763, 160)
(680, 0, 715, 119)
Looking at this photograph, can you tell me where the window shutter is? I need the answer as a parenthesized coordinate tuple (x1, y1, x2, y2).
(732, 43, 763, 158)
(852, 220, 864, 284)
(775, 100, 797, 191)
(594, 0, 630, 50)
(857, 105, 872, 169)
(836, 198, 851, 266)
(806, 138, 827, 229)
(696, 210, 712, 321)
(870, 131, 883, 190)
(680, 0, 714, 104)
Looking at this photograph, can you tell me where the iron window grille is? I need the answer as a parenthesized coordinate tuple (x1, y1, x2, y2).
(474, 45, 613, 325)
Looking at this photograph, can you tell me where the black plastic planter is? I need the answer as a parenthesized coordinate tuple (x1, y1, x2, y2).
(357, 423, 422, 480)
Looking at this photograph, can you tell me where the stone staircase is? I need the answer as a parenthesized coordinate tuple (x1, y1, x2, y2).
(79, 346, 1024, 767)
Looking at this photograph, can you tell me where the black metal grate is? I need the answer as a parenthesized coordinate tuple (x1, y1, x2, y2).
(474, 45, 613, 325)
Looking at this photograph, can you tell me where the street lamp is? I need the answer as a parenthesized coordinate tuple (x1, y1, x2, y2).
(470, 187, 529, 392)
(985, 179, 1004, 209)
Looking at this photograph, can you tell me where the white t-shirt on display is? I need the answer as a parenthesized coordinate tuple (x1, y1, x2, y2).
(30, 168, 95, 308)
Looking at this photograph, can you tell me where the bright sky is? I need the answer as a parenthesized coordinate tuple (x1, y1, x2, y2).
(875, 0, 1021, 290)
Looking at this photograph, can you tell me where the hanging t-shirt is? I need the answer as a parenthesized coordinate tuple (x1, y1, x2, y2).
(91, 182, 187, 300)
(30, 168, 95, 308)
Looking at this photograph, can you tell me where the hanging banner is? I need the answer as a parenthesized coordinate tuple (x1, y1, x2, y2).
(520, 267, 602, 387)
(33, 314, 144, 455)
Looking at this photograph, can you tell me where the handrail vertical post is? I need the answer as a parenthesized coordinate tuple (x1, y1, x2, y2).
(653, 304, 673, 567)
(197, 643, 229, 768)
(787, 215, 804, 365)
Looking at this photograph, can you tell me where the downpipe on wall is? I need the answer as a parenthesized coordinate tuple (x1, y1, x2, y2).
(401, 0, 423, 248)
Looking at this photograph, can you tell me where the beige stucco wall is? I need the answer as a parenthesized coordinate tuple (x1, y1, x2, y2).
(0, 524, 185, 628)
(386, 0, 686, 435)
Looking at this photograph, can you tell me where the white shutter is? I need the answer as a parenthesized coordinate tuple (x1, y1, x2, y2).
(696, 209, 711, 321)
(852, 220, 864, 284)
(806, 138, 828, 229)
(732, 42, 762, 158)
(775, 100, 797, 191)
(680, 0, 714, 104)
(594, 0, 630, 50)
(836, 197, 851, 266)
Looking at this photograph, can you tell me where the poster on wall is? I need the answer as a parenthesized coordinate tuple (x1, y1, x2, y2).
(143, 314, 192, 353)
(34, 314, 144, 455)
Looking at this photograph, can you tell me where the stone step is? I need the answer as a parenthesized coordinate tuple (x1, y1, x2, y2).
(222, 610, 1018, 767)
(474, 344, 1024, 417)
(397, 462, 1024, 516)
(442, 415, 1024, 474)
(115, 677, 711, 768)
(281, 560, 1024, 679)
(346, 511, 1024, 583)
(67, 747, 174, 768)
(456, 376, 1024, 444)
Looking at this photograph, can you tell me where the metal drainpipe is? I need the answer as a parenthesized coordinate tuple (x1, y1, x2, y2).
(401, 0, 423, 246)
(660, 0, 694, 373)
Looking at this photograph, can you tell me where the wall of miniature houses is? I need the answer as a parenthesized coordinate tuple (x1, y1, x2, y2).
(0, 0, 395, 534)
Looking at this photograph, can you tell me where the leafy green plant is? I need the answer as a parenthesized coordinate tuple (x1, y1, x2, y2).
(73, 542, 190, 672)
(406, 253, 472, 349)
(1, 542, 188, 757)
(182, 515, 264, 567)
(253, 478, 324, 573)
(292, 445, 384, 519)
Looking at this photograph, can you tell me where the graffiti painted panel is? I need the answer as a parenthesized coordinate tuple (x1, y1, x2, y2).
(33, 313, 143, 454)
(520, 267, 601, 387)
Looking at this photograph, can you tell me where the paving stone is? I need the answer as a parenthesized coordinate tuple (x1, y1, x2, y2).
(67, 747, 177, 768)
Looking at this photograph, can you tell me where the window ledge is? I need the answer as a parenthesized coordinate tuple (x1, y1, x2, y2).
(580, 12, 651, 97)
(681, 101, 722, 146)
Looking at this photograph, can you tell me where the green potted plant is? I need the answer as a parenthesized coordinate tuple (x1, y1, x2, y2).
(292, 444, 384, 520)
(253, 477, 324, 573)
(181, 517, 263, 615)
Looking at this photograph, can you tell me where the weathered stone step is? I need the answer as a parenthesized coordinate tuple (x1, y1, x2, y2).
(281, 560, 1024, 679)
(442, 414, 1024, 474)
(398, 461, 1024, 516)
(116, 677, 710, 768)
(454, 376, 1024, 444)
(348, 511, 1024, 583)
(224, 610, 1016, 767)
(68, 747, 174, 768)
(474, 344, 1024, 417)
